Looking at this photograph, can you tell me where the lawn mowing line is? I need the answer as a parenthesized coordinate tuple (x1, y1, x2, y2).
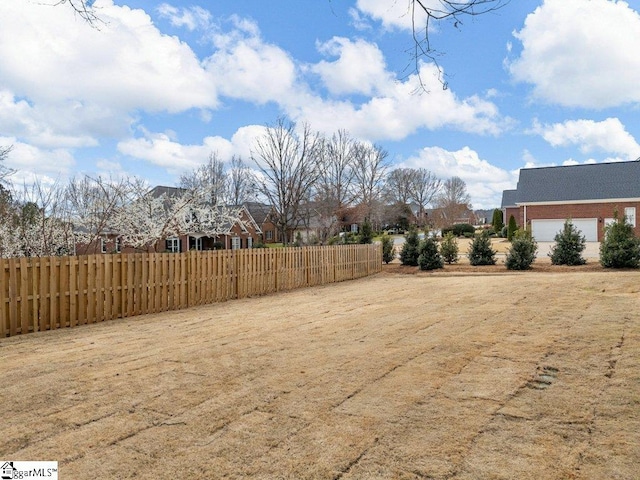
(572, 314, 631, 473)
(453, 300, 611, 477)
(331, 437, 379, 480)
(330, 343, 441, 412)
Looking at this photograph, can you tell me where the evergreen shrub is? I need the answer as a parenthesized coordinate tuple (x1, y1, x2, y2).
(468, 230, 497, 266)
(505, 229, 537, 270)
(548, 219, 586, 266)
(418, 237, 444, 270)
(600, 212, 640, 268)
(440, 232, 459, 264)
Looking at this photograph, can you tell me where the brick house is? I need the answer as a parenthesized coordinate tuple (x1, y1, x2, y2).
(163, 205, 262, 252)
(502, 161, 640, 241)
(244, 202, 280, 244)
(76, 186, 262, 254)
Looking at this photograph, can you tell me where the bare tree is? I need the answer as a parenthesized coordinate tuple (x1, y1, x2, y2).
(251, 117, 321, 245)
(352, 143, 389, 222)
(0, 145, 15, 184)
(410, 0, 511, 88)
(180, 152, 228, 205)
(435, 176, 472, 226)
(318, 130, 357, 209)
(227, 155, 255, 206)
(385, 168, 414, 206)
(409, 168, 441, 227)
(314, 130, 358, 240)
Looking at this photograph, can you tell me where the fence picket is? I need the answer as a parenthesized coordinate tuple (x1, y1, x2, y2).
(0, 259, 6, 337)
(0, 245, 381, 338)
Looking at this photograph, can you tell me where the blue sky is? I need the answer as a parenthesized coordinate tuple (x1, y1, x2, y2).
(1, 0, 640, 208)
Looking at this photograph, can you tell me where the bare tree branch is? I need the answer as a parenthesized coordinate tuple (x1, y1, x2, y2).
(409, 168, 441, 227)
(352, 143, 389, 221)
(50, 0, 102, 26)
(435, 175, 472, 225)
(0, 145, 15, 185)
(251, 117, 321, 245)
(409, 0, 510, 90)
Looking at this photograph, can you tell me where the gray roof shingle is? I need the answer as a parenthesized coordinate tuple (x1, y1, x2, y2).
(500, 189, 518, 208)
(515, 161, 640, 203)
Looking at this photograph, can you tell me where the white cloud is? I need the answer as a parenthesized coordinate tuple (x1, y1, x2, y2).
(0, 1, 217, 113)
(532, 118, 640, 160)
(116, 125, 267, 175)
(354, 0, 428, 31)
(204, 18, 298, 105)
(291, 62, 508, 141)
(312, 37, 392, 96)
(400, 146, 518, 209)
(0, 90, 127, 148)
(510, 0, 640, 108)
(117, 132, 209, 174)
(157, 4, 212, 31)
(0, 137, 76, 181)
(0, 0, 220, 154)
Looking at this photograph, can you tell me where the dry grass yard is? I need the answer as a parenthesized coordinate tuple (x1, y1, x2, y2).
(1, 268, 639, 479)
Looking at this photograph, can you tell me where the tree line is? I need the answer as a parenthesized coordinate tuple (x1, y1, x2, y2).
(0, 117, 472, 257)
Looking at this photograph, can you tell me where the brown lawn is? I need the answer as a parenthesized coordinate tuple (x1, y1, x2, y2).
(1, 268, 639, 479)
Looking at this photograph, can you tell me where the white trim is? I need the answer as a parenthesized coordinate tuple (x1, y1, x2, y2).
(516, 197, 640, 206)
(625, 207, 636, 227)
(166, 237, 180, 253)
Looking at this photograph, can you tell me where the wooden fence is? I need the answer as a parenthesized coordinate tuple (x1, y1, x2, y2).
(0, 244, 381, 337)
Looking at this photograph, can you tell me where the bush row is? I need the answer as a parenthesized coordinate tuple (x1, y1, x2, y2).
(391, 214, 640, 270)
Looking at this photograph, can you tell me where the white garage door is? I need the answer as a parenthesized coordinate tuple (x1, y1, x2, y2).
(531, 219, 598, 242)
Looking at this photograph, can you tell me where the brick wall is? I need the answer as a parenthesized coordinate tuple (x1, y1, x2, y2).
(520, 201, 640, 241)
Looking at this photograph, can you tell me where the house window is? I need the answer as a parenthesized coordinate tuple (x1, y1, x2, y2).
(166, 237, 180, 253)
(247, 237, 253, 249)
(231, 237, 241, 250)
(189, 236, 203, 251)
(624, 207, 636, 227)
(351, 223, 358, 233)
(266, 230, 273, 241)
(114, 237, 122, 253)
(101, 238, 107, 254)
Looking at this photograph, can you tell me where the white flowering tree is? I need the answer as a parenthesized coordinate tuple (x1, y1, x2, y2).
(0, 179, 75, 258)
(112, 183, 245, 252)
(111, 183, 190, 252)
(64, 175, 134, 254)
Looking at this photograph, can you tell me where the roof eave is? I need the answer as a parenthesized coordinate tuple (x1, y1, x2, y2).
(516, 197, 640, 206)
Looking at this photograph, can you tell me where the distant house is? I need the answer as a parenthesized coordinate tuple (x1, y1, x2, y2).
(244, 202, 280, 244)
(169, 204, 262, 252)
(473, 209, 493, 226)
(336, 203, 369, 233)
(502, 161, 640, 241)
(76, 186, 262, 254)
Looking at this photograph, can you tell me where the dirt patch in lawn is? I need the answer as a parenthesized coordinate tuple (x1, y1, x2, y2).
(1, 271, 639, 479)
